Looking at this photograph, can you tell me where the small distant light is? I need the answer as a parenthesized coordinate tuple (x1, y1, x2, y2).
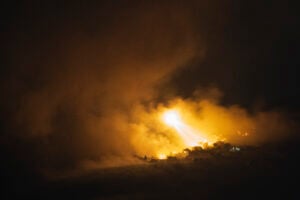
(230, 146, 241, 152)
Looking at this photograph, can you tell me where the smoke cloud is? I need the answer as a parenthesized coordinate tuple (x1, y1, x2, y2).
(0, 1, 294, 176)
(130, 87, 292, 159)
(1, 1, 204, 171)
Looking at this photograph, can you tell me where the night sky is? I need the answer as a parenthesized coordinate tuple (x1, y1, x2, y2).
(165, 1, 299, 110)
(1, 1, 299, 111)
(1, 1, 299, 199)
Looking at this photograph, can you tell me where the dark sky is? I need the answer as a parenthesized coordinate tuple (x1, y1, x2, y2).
(0, 0, 299, 176)
(165, 1, 299, 111)
(1, 0, 299, 110)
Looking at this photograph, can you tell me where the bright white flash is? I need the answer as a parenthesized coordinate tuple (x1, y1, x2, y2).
(163, 110, 181, 127)
(162, 109, 208, 148)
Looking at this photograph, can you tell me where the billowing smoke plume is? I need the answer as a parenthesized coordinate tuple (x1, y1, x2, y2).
(0, 1, 294, 176)
(1, 1, 205, 171)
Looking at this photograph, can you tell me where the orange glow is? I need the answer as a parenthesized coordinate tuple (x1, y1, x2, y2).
(131, 96, 278, 160)
(157, 154, 167, 160)
(131, 105, 218, 160)
(161, 109, 211, 150)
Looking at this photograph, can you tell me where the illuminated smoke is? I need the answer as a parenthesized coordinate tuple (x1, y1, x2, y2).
(131, 93, 292, 159)
(0, 1, 294, 176)
(1, 1, 204, 173)
(162, 110, 208, 147)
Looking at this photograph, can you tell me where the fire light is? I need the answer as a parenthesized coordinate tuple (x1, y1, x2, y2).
(163, 110, 181, 127)
(158, 154, 167, 160)
(161, 109, 208, 148)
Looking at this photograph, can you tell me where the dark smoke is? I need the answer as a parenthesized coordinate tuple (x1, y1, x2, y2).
(0, 1, 213, 173)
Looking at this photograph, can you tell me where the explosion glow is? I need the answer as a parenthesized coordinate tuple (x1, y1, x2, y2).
(158, 154, 167, 160)
(162, 109, 209, 149)
(132, 97, 287, 161)
(163, 110, 181, 127)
